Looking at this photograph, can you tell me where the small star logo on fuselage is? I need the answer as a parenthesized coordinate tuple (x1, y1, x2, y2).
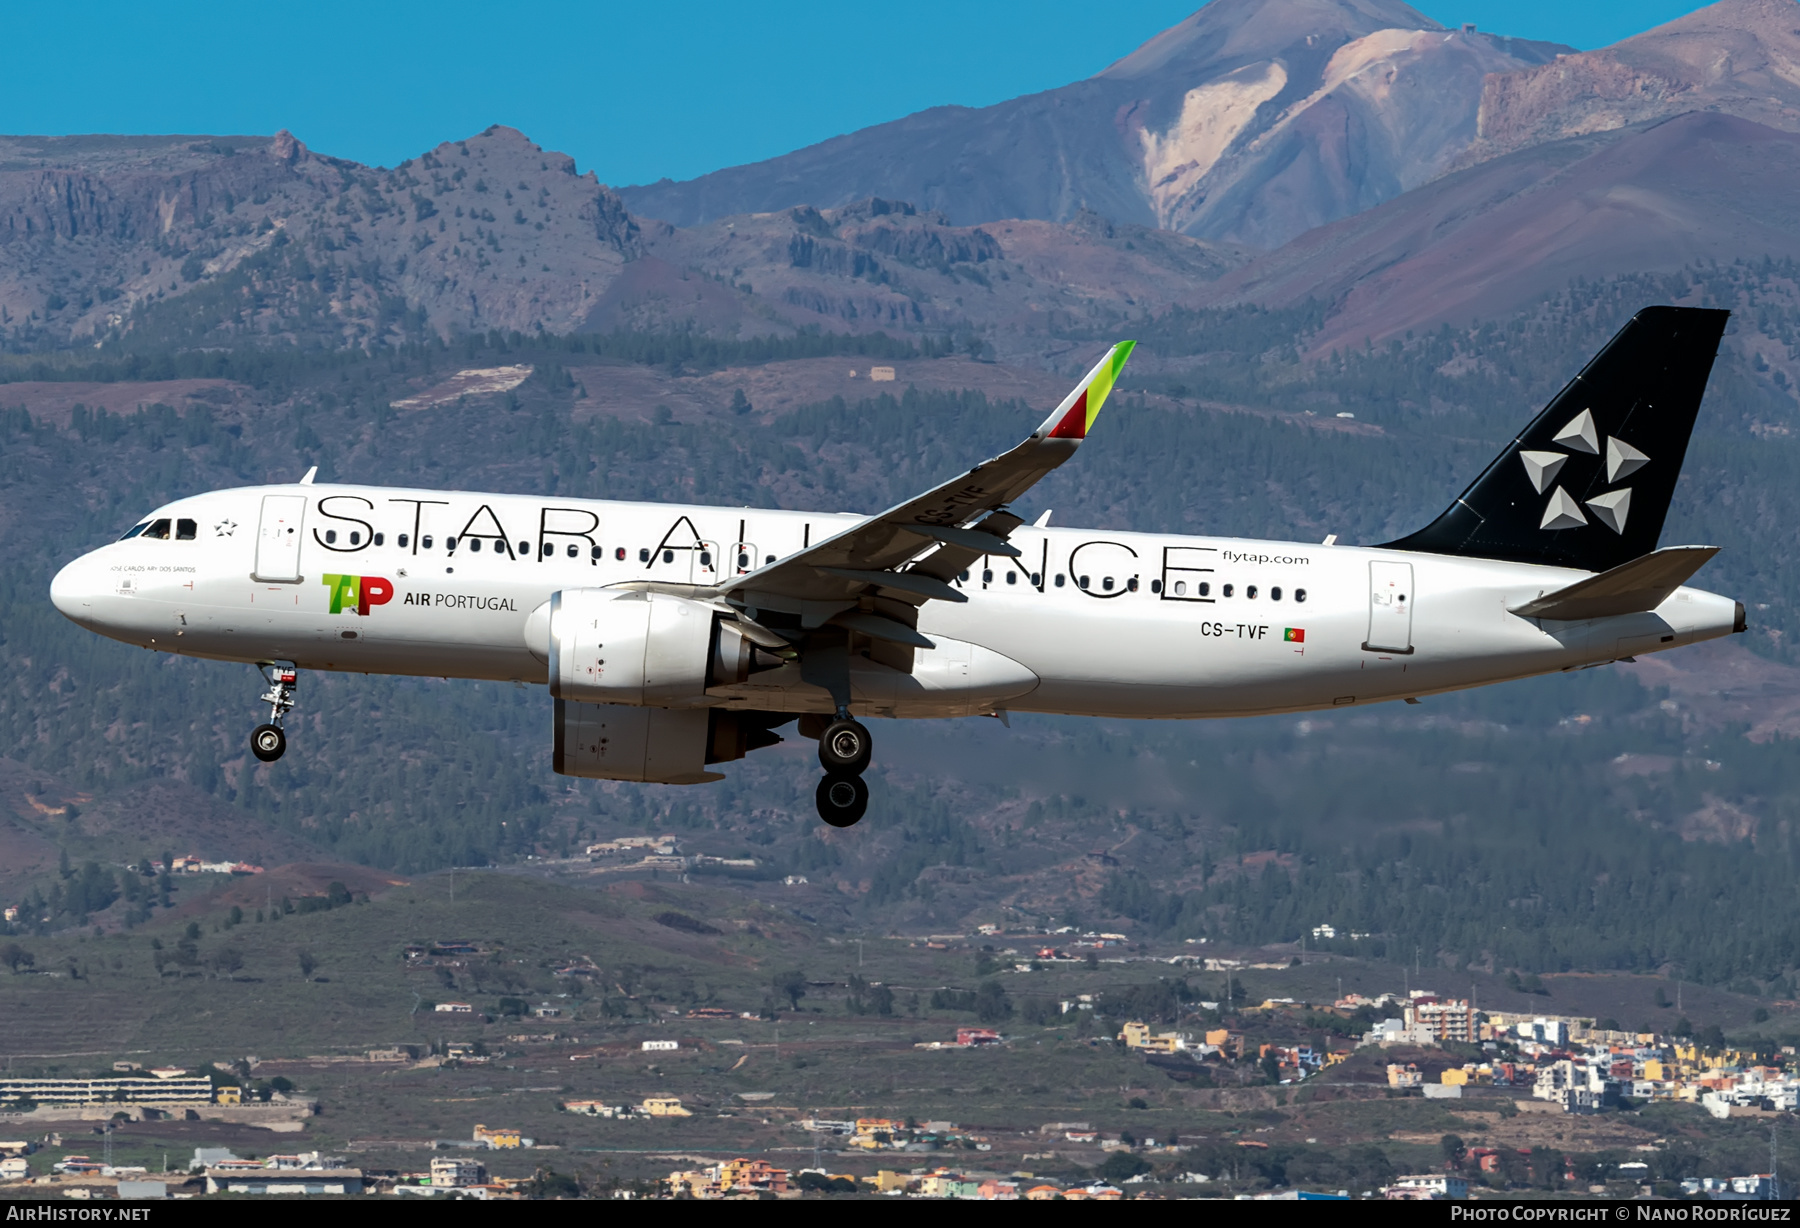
(214, 520, 237, 537)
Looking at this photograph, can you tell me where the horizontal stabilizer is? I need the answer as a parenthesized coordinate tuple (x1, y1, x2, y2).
(1509, 545, 1719, 621)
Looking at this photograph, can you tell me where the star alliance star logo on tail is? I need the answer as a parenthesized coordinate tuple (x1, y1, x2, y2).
(322, 574, 394, 615)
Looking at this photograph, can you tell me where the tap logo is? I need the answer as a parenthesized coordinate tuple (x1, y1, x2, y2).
(322, 574, 394, 616)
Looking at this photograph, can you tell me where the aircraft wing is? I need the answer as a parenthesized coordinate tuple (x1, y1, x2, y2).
(718, 342, 1135, 626)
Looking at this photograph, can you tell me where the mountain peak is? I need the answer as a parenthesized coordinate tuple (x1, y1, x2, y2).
(1096, 0, 1442, 80)
(618, 0, 1555, 248)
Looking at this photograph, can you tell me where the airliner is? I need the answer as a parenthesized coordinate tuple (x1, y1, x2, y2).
(50, 307, 1744, 825)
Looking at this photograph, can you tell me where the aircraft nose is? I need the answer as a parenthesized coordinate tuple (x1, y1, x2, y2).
(50, 554, 100, 625)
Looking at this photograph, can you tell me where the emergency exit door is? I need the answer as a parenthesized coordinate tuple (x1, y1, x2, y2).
(253, 494, 306, 583)
(1364, 561, 1414, 654)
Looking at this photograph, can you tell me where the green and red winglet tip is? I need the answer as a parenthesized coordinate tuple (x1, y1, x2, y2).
(1039, 341, 1136, 441)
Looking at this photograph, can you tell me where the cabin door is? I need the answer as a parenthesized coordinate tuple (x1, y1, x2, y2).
(253, 494, 307, 583)
(1364, 561, 1414, 654)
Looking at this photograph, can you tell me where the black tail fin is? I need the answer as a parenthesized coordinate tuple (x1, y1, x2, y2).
(1382, 305, 1728, 572)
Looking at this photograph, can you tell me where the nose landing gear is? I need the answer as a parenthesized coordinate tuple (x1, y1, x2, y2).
(250, 664, 297, 763)
(813, 713, 872, 826)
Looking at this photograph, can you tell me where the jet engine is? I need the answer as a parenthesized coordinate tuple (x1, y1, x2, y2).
(549, 588, 778, 706)
(553, 700, 785, 783)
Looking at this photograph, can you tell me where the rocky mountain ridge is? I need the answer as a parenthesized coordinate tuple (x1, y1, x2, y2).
(0, 126, 640, 350)
(8, 1, 1800, 364)
(1461, 0, 1800, 167)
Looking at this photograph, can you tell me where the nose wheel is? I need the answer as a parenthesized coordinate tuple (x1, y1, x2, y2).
(813, 715, 872, 825)
(250, 664, 297, 762)
(250, 724, 286, 762)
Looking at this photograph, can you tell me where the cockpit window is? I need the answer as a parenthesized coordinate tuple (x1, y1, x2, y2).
(141, 519, 172, 540)
(118, 521, 151, 541)
(176, 518, 197, 541)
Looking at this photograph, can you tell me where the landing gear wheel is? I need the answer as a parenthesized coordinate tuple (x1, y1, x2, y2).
(815, 773, 868, 827)
(817, 718, 872, 775)
(250, 723, 287, 763)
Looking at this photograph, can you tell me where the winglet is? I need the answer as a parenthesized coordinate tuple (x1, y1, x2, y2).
(1035, 341, 1135, 441)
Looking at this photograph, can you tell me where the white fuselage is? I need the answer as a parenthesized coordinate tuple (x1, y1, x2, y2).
(49, 482, 1740, 720)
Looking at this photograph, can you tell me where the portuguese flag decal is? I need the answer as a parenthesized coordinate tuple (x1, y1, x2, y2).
(1284, 628, 1305, 643)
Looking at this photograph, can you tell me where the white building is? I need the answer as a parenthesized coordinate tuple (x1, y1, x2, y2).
(1384, 1175, 1468, 1200)
(1514, 1017, 1569, 1047)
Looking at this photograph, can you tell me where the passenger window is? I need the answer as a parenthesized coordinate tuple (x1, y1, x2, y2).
(567, 544, 579, 558)
(591, 546, 602, 560)
(1102, 577, 1114, 592)
(398, 533, 409, 548)
(662, 550, 674, 564)
(1198, 582, 1210, 597)
(1078, 575, 1090, 590)
(468, 539, 481, 553)
(1247, 585, 1258, 599)
(325, 529, 338, 545)
(374, 532, 385, 546)
(176, 518, 197, 540)
(349, 531, 361, 546)
(518, 541, 529, 556)
(1055, 574, 1065, 588)
(737, 552, 749, 569)
(1173, 580, 1186, 596)
(1271, 586, 1282, 601)
(959, 571, 970, 582)
(765, 554, 775, 564)
(1005, 572, 1017, 585)
(423, 535, 434, 549)
(119, 521, 151, 540)
(1222, 584, 1233, 597)
(615, 548, 625, 560)
(1295, 588, 1307, 603)
(639, 548, 650, 562)
(982, 569, 993, 584)
(700, 551, 712, 567)
(446, 537, 458, 551)
(1030, 572, 1041, 586)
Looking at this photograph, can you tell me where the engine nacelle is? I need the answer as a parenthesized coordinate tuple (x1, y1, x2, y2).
(549, 588, 766, 707)
(553, 699, 783, 783)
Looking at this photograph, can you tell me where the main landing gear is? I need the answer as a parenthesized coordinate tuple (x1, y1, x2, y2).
(250, 664, 297, 763)
(814, 713, 872, 828)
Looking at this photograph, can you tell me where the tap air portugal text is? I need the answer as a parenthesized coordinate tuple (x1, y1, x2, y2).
(51, 309, 1747, 826)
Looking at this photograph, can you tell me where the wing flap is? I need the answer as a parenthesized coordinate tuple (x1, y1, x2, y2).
(821, 567, 968, 603)
(831, 612, 936, 649)
(1509, 545, 1720, 621)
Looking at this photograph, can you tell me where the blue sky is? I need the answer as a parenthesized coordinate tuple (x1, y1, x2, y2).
(2, 0, 1719, 186)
